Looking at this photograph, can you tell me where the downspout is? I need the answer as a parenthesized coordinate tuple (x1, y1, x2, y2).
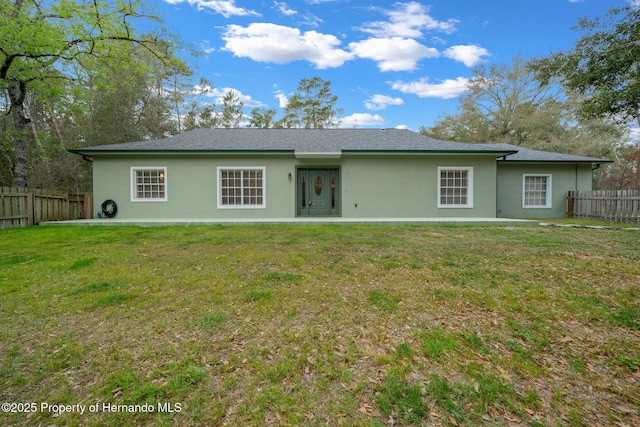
(496, 158, 504, 218)
(495, 162, 499, 217)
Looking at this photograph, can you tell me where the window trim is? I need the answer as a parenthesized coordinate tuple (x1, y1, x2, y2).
(437, 167, 474, 208)
(217, 166, 266, 209)
(522, 174, 552, 209)
(130, 167, 168, 202)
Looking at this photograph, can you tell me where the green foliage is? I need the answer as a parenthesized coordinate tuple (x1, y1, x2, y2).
(280, 76, 343, 128)
(181, 83, 245, 130)
(0, 0, 184, 187)
(421, 56, 623, 160)
(219, 90, 244, 128)
(531, 6, 640, 124)
(248, 107, 278, 128)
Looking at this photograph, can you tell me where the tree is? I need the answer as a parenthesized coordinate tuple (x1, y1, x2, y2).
(248, 107, 278, 128)
(0, 0, 177, 187)
(218, 90, 244, 128)
(420, 56, 623, 159)
(422, 57, 559, 144)
(179, 85, 245, 130)
(531, 5, 640, 126)
(181, 78, 217, 131)
(280, 76, 342, 128)
(596, 142, 640, 190)
(80, 43, 190, 146)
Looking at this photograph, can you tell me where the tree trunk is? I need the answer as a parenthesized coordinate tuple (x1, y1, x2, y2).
(7, 80, 30, 188)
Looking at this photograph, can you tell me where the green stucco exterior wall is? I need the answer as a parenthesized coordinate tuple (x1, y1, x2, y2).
(339, 154, 497, 218)
(92, 153, 500, 219)
(496, 163, 593, 219)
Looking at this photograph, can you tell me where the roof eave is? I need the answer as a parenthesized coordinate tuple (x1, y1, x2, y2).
(342, 150, 518, 155)
(67, 149, 294, 155)
(69, 148, 519, 156)
(498, 159, 613, 165)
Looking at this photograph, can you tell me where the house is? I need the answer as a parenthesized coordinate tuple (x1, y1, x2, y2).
(69, 128, 610, 221)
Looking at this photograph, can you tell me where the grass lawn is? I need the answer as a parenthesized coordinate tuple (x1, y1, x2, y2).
(1, 225, 639, 426)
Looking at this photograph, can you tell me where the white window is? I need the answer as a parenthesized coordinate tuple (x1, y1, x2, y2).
(131, 167, 167, 202)
(438, 167, 473, 208)
(217, 167, 266, 209)
(523, 174, 552, 208)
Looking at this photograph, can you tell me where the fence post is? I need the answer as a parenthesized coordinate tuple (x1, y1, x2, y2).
(63, 193, 70, 221)
(85, 192, 94, 219)
(27, 192, 34, 226)
(567, 191, 574, 218)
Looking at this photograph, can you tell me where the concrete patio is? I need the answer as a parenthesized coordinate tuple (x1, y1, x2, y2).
(40, 217, 539, 227)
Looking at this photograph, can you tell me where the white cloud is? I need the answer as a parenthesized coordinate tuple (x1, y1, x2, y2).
(274, 90, 289, 108)
(390, 77, 469, 99)
(274, 2, 322, 28)
(443, 45, 489, 67)
(162, 0, 258, 18)
(339, 113, 386, 128)
(222, 88, 262, 107)
(222, 23, 353, 69)
(199, 40, 216, 54)
(349, 37, 439, 71)
(299, 13, 323, 28)
(273, 1, 296, 16)
(192, 82, 215, 96)
(365, 94, 404, 111)
(191, 84, 262, 107)
(360, 2, 458, 38)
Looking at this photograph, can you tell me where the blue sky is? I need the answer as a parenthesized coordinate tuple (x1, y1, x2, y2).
(156, 0, 624, 130)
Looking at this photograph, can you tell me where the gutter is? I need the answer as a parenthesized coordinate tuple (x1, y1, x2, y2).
(68, 148, 520, 157)
(498, 159, 613, 165)
(67, 149, 294, 156)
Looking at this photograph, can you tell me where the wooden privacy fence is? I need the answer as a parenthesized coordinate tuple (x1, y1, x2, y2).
(0, 186, 93, 229)
(567, 190, 640, 223)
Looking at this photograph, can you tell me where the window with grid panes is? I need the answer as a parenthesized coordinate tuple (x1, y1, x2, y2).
(523, 175, 551, 208)
(218, 167, 265, 208)
(438, 167, 473, 208)
(131, 167, 167, 201)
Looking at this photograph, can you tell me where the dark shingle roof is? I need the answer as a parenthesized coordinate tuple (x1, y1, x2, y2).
(68, 128, 610, 164)
(488, 143, 611, 164)
(69, 128, 516, 155)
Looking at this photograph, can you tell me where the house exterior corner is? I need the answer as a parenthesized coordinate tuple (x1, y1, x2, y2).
(496, 163, 594, 219)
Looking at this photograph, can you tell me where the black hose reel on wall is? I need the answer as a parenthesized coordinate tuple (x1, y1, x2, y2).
(100, 199, 118, 218)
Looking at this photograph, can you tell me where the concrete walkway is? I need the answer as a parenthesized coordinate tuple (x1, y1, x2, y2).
(41, 217, 539, 227)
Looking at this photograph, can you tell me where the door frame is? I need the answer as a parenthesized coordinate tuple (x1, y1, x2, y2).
(296, 167, 341, 217)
